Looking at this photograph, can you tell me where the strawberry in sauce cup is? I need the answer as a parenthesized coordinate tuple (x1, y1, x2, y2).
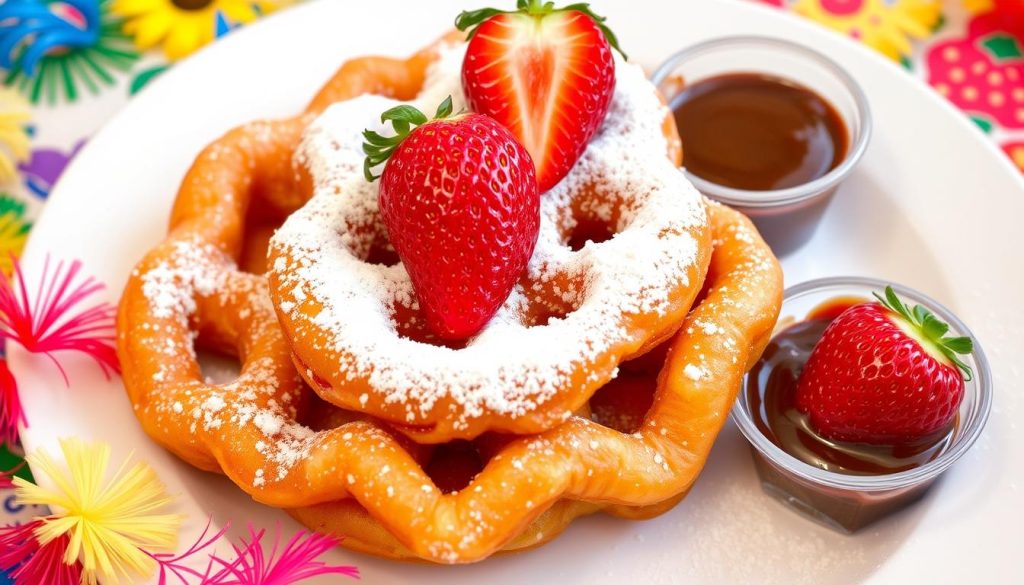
(732, 277, 992, 533)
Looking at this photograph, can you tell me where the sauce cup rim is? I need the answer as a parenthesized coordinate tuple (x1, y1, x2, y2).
(650, 35, 873, 207)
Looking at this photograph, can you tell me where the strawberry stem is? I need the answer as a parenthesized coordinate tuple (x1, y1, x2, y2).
(455, 0, 627, 58)
(873, 286, 975, 381)
(362, 96, 454, 182)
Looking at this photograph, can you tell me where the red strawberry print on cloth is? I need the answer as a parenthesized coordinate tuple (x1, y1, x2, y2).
(927, 13, 1024, 130)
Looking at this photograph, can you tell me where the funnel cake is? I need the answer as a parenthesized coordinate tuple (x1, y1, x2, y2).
(268, 43, 710, 442)
(117, 36, 783, 564)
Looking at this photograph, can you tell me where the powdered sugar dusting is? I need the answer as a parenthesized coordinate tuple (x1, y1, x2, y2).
(140, 239, 228, 322)
(137, 239, 318, 487)
(269, 44, 706, 431)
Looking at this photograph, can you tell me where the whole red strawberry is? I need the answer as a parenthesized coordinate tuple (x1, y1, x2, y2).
(363, 97, 540, 340)
(795, 287, 974, 444)
(457, 0, 623, 192)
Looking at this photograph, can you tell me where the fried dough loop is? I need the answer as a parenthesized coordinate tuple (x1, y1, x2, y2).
(117, 38, 783, 564)
(268, 46, 711, 442)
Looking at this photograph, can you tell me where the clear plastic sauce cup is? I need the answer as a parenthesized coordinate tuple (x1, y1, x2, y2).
(651, 37, 872, 256)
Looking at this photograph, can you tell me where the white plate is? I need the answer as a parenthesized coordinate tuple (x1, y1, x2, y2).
(12, 0, 1024, 583)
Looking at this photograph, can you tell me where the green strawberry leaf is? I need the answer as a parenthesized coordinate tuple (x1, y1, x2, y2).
(561, 2, 626, 58)
(454, 6, 508, 39)
(455, 0, 626, 58)
(380, 105, 429, 126)
(971, 116, 994, 134)
(912, 304, 929, 325)
(363, 97, 456, 182)
(435, 95, 454, 118)
(921, 312, 950, 340)
(362, 131, 400, 147)
(944, 336, 974, 354)
(874, 286, 975, 381)
(979, 34, 1024, 62)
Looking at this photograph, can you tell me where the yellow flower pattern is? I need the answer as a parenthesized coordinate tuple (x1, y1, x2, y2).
(13, 439, 182, 585)
(0, 195, 30, 277)
(0, 89, 31, 186)
(793, 0, 942, 60)
(114, 0, 289, 60)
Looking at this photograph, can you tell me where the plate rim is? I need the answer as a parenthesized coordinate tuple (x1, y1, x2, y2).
(12, 1, 1024, 583)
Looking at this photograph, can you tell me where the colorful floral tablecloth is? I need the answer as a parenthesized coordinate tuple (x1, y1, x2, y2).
(0, 0, 1021, 581)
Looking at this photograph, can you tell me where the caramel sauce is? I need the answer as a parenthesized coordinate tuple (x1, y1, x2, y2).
(671, 73, 849, 191)
(748, 297, 955, 476)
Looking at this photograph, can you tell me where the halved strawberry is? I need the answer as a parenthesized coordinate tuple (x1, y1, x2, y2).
(457, 1, 623, 192)
(795, 287, 975, 444)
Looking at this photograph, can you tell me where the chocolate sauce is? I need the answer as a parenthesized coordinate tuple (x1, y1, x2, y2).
(671, 73, 849, 191)
(748, 297, 955, 476)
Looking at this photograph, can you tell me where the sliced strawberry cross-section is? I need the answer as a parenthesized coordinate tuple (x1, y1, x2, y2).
(457, 0, 623, 192)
